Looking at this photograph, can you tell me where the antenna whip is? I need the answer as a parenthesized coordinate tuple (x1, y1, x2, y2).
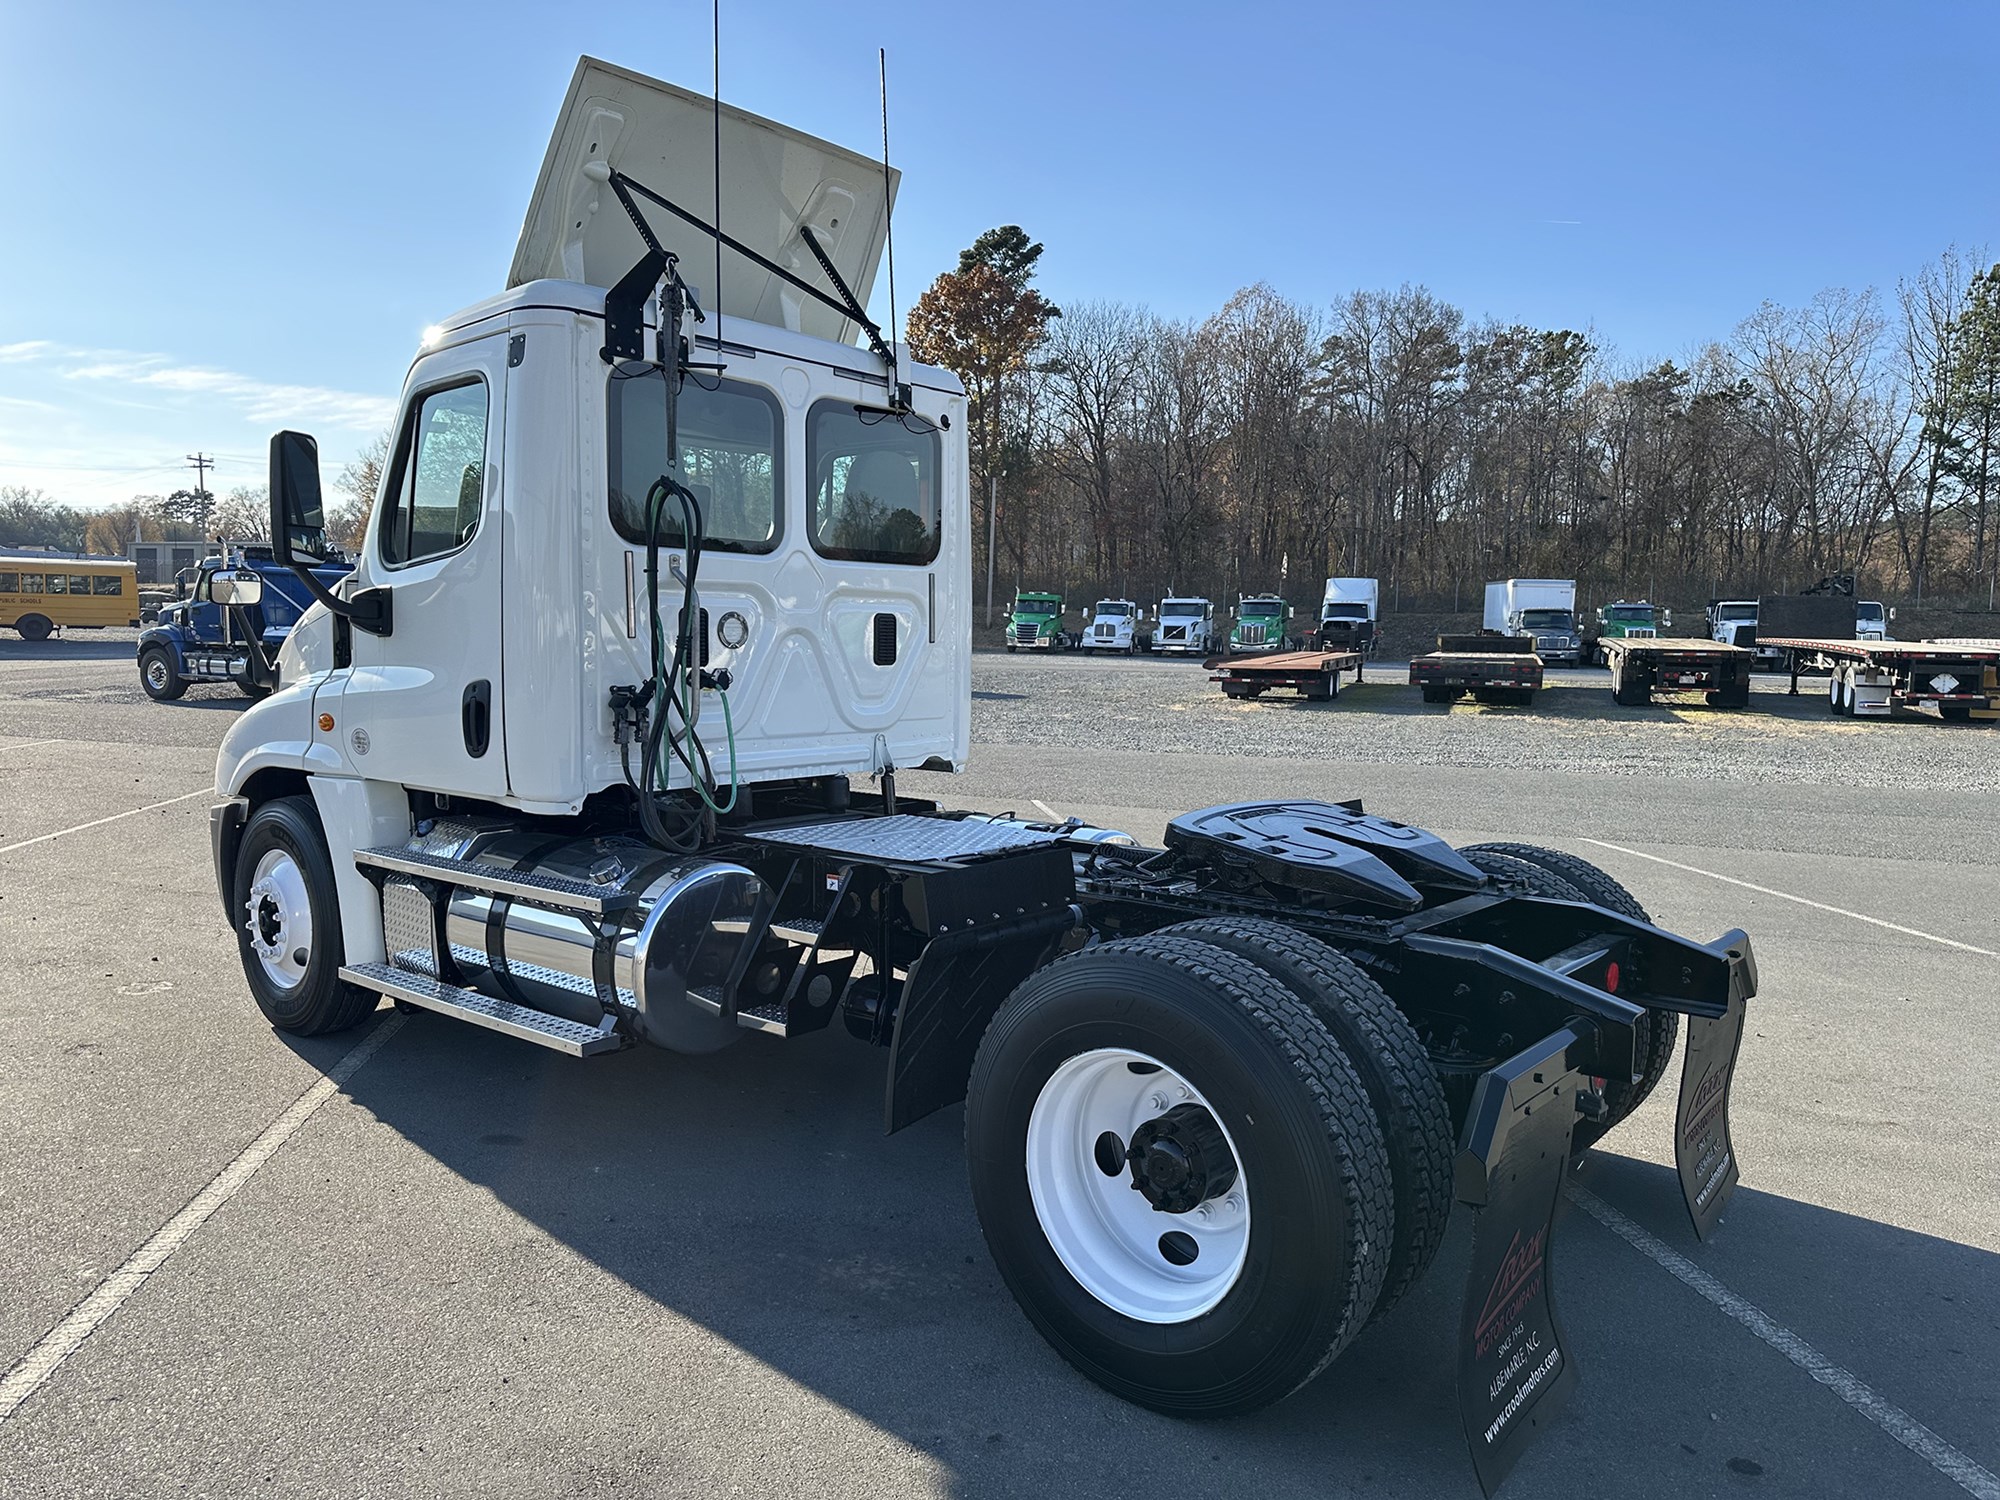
(880, 48, 901, 400)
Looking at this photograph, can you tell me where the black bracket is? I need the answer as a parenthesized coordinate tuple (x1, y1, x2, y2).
(598, 169, 899, 390)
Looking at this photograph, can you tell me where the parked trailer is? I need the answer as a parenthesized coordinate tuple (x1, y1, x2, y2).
(215, 56, 1764, 1496)
(1209, 648, 1363, 700)
(1601, 638, 1754, 709)
(1760, 637, 2000, 721)
(1411, 634, 1544, 706)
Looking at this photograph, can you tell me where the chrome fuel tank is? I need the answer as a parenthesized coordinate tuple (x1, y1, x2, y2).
(381, 822, 764, 1053)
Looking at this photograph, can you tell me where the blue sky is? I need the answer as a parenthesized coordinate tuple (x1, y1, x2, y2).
(3, 0, 1995, 509)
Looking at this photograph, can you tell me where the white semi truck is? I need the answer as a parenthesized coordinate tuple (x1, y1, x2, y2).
(1484, 579, 1582, 664)
(1149, 595, 1215, 654)
(1317, 577, 1378, 655)
(1079, 598, 1147, 653)
(209, 57, 1760, 1493)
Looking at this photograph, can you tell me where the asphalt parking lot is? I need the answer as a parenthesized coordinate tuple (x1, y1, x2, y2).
(1, 634, 1996, 1499)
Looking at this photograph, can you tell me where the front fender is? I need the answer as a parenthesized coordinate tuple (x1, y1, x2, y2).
(214, 676, 325, 796)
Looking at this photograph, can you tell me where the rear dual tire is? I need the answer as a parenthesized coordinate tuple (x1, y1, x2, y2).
(967, 934, 1395, 1417)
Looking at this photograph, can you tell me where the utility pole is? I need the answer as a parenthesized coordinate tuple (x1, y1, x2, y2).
(186, 452, 216, 537)
(985, 472, 998, 627)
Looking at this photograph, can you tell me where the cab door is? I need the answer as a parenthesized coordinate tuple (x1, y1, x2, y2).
(341, 333, 508, 798)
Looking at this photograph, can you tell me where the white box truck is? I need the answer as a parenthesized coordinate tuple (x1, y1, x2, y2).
(1484, 579, 1582, 664)
(1317, 577, 1378, 655)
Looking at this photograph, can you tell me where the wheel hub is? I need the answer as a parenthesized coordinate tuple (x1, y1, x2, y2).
(1127, 1103, 1238, 1213)
(244, 849, 313, 987)
(1024, 1048, 1252, 1323)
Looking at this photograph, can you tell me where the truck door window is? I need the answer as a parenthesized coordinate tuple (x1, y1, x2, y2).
(380, 379, 489, 567)
(807, 402, 941, 565)
(609, 368, 781, 552)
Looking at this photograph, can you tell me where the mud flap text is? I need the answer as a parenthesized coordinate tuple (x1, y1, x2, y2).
(1453, 1026, 1585, 1497)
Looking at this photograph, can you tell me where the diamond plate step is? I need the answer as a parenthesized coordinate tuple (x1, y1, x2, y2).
(354, 847, 637, 916)
(342, 962, 625, 1056)
(689, 984, 791, 1036)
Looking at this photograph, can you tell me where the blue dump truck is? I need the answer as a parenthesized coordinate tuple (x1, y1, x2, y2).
(137, 546, 351, 701)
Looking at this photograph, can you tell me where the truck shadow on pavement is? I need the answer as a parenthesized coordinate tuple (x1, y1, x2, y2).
(321, 1012, 2000, 1499)
(0, 637, 138, 664)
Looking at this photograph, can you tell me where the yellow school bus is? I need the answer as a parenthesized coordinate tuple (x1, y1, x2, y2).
(0, 554, 141, 639)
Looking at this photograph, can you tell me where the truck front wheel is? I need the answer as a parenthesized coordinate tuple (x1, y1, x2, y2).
(139, 647, 187, 701)
(233, 796, 377, 1036)
(966, 935, 1393, 1417)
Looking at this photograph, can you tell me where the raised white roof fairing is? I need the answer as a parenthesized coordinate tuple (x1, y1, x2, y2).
(511, 57, 899, 349)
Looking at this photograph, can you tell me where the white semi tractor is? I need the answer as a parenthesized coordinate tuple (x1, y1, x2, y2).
(210, 57, 1759, 1494)
(1079, 598, 1147, 653)
(1484, 579, 1583, 664)
(1150, 595, 1216, 654)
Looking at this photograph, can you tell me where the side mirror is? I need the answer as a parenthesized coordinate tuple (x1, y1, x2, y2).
(270, 430, 329, 566)
(209, 570, 265, 607)
(1888, 606, 1897, 621)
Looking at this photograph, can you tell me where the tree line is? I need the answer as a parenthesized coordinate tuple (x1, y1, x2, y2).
(907, 236, 2000, 615)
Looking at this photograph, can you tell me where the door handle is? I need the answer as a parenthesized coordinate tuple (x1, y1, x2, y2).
(461, 679, 491, 758)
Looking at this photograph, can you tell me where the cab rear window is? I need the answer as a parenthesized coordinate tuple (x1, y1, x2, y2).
(807, 403, 941, 566)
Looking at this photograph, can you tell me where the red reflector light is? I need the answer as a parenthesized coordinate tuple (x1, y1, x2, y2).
(1604, 961, 1621, 993)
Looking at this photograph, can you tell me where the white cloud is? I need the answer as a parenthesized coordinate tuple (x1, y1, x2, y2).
(41, 345, 397, 430)
(0, 342, 396, 509)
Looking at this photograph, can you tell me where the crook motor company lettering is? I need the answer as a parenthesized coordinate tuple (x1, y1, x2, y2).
(1457, 1054, 1579, 1496)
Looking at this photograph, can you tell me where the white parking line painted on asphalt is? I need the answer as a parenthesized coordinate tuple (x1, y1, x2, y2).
(0, 739, 59, 755)
(1579, 837, 1998, 957)
(0, 787, 211, 857)
(1031, 799, 1062, 821)
(1569, 1185, 2000, 1500)
(0, 1013, 406, 1424)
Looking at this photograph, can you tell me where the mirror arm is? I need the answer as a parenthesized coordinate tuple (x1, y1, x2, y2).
(289, 564, 392, 637)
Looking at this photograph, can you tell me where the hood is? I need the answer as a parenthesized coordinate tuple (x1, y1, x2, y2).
(511, 57, 899, 348)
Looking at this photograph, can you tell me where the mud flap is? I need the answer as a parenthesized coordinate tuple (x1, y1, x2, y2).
(1453, 1025, 1587, 1498)
(1675, 984, 1748, 1240)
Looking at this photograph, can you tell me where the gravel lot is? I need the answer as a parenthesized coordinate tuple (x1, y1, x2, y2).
(1, 637, 1997, 1500)
(970, 650, 2000, 792)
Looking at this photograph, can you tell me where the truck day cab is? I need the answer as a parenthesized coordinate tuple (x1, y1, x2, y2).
(1079, 598, 1146, 653)
(1227, 593, 1293, 653)
(1149, 595, 1215, 654)
(1005, 590, 1068, 651)
(212, 58, 1760, 1493)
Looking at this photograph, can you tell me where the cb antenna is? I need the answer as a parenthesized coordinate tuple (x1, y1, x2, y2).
(711, 0, 723, 353)
(879, 47, 905, 405)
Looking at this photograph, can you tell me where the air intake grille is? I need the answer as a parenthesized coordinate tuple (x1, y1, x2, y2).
(873, 612, 898, 666)
(677, 607, 710, 667)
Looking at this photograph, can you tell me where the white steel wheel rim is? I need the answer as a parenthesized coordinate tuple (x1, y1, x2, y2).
(1025, 1047, 1250, 1323)
(245, 848, 313, 988)
(144, 656, 170, 691)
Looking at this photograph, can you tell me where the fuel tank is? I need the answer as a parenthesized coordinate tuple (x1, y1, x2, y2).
(381, 823, 764, 1053)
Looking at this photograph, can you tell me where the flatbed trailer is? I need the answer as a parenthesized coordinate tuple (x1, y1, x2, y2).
(1601, 637, 1753, 708)
(1208, 648, 1363, 700)
(1410, 634, 1544, 706)
(1759, 637, 2000, 721)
